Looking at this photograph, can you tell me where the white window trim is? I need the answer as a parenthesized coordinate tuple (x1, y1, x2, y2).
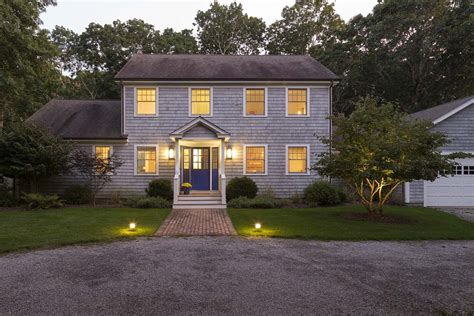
(134, 87, 159, 117)
(285, 87, 311, 117)
(243, 144, 268, 176)
(243, 87, 268, 117)
(92, 145, 113, 158)
(134, 144, 159, 176)
(285, 144, 311, 175)
(189, 87, 213, 117)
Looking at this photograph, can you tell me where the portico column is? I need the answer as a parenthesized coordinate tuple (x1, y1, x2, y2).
(220, 138, 226, 204)
(173, 138, 180, 205)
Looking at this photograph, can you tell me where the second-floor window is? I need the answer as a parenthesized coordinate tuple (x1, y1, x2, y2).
(191, 88, 211, 116)
(136, 88, 157, 116)
(95, 146, 111, 161)
(245, 88, 266, 116)
(287, 88, 308, 116)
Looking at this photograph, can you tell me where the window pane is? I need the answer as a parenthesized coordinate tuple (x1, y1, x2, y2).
(137, 146, 156, 174)
(246, 89, 265, 115)
(288, 147, 307, 173)
(288, 89, 307, 115)
(191, 89, 211, 115)
(246, 146, 265, 174)
(137, 88, 156, 115)
(95, 146, 110, 160)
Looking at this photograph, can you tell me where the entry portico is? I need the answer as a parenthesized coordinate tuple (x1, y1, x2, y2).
(170, 117, 230, 209)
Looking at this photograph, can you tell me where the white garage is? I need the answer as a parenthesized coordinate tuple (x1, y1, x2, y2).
(423, 159, 474, 207)
(407, 96, 474, 207)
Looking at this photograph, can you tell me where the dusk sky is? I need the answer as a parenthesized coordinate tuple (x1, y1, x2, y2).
(41, 0, 377, 32)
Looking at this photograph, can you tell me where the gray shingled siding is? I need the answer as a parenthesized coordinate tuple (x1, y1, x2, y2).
(39, 84, 330, 198)
(408, 104, 474, 204)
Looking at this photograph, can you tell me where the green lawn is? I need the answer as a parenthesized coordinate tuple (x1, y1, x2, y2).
(0, 207, 170, 254)
(228, 205, 474, 240)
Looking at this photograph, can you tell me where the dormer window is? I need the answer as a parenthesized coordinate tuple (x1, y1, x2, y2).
(136, 88, 157, 116)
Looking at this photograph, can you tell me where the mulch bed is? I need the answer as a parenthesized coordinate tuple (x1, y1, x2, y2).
(341, 212, 417, 224)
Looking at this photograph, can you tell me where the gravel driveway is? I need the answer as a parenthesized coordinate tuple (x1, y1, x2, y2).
(0, 237, 472, 315)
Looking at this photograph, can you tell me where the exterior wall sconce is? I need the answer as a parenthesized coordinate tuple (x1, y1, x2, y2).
(226, 146, 233, 160)
(168, 146, 175, 160)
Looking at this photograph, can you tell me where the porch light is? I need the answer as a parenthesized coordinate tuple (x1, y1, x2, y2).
(168, 146, 175, 159)
(129, 222, 137, 231)
(226, 146, 233, 159)
(255, 223, 262, 230)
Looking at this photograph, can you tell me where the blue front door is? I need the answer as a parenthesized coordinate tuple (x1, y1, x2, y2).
(191, 148, 210, 190)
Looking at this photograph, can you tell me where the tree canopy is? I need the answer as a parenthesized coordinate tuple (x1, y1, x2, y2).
(316, 97, 466, 214)
(195, 1, 266, 54)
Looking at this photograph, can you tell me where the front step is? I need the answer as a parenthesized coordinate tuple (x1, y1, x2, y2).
(174, 192, 226, 209)
(172, 204, 227, 209)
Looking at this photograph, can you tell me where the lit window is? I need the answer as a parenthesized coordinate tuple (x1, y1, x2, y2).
(287, 89, 307, 116)
(192, 148, 209, 170)
(191, 88, 211, 115)
(136, 88, 156, 115)
(137, 146, 157, 174)
(95, 146, 110, 161)
(245, 146, 266, 174)
(288, 146, 308, 173)
(245, 89, 265, 116)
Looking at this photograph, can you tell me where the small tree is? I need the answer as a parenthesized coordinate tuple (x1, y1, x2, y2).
(70, 150, 123, 205)
(0, 122, 73, 194)
(316, 97, 467, 216)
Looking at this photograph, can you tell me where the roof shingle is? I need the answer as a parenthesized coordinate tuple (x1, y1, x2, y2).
(27, 99, 124, 140)
(410, 96, 474, 123)
(115, 54, 339, 81)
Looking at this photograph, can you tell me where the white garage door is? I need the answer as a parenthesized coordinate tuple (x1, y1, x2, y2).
(425, 158, 474, 207)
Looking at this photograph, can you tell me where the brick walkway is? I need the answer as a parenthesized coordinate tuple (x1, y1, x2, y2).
(156, 209, 237, 236)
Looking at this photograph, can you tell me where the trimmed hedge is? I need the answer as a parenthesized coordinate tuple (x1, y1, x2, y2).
(124, 196, 171, 209)
(146, 179, 173, 201)
(228, 196, 283, 209)
(303, 181, 345, 206)
(226, 176, 258, 201)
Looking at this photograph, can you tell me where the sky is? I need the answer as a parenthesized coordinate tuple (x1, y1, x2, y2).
(40, 0, 377, 33)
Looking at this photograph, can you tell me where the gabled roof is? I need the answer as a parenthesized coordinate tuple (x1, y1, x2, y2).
(115, 54, 339, 82)
(170, 117, 230, 141)
(27, 99, 125, 140)
(410, 96, 474, 125)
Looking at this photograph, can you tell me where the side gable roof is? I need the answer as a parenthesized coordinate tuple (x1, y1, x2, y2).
(115, 54, 339, 82)
(27, 99, 125, 140)
(410, 96, 474, 125)
(170, 117, 230, 141)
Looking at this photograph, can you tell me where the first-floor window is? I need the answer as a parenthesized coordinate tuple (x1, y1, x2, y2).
(287, 146, 309, 174)
(136, 146, 157, 174)
(245, 145, 266, 174)
(95, 146, 111, 161)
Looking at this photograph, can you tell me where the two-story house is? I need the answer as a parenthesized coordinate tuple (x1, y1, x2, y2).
(28, 54, 339, 208)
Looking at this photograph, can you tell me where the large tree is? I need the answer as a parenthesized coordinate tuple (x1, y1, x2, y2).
(266, 0, 344, 55)
(0, 121, 73, 194)
(312, 0, 473, 114)
(195, 1, 266, 54)
(0, 0, 61, 121)
(316, 97, 466, 216)
(52, 19, 198, 99)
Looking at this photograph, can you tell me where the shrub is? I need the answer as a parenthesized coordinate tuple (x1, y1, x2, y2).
(226, 176, 258, 201)
(146, 179, 173, 201)
(0, 193, 19, 207)
(303, 182, 343, 206)
(228, 196, 283, 209)
(22, 193, 64, 210)
(124, 196, 171, 209)
(63, 185, 92, 205)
